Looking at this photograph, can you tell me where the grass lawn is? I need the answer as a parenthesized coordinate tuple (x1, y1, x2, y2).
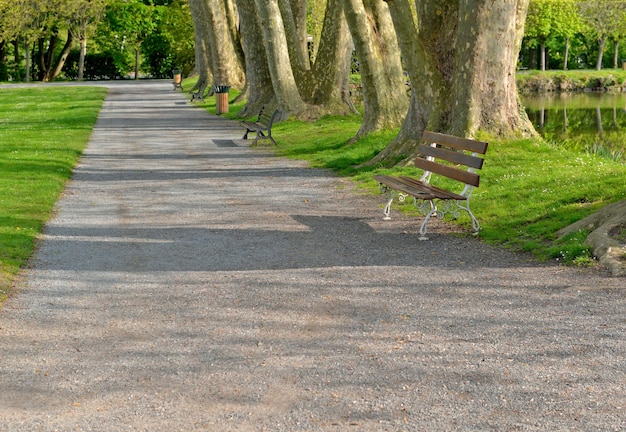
(0, 86, 108, 304)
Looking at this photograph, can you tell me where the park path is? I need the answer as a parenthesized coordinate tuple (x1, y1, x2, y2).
(0, 81, 625, 431)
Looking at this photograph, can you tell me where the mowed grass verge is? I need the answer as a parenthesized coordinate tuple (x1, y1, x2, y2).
(0, 86, 107, 303)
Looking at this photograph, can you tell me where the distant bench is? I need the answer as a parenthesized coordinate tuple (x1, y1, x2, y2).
(373, 131, 488, 240)
(241, 106, 281, 146)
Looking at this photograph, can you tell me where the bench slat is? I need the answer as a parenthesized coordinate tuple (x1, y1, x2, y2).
(397, 176, 466, 200)
(422, 130, 488, 154)
(373, 175, 466, 201)
(418, 144, 484, 170)
(414, 157, 480, 187)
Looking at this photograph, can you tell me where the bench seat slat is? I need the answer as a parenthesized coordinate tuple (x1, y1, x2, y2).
(373, 175, 466, 201)
(422, 130, 488, 154)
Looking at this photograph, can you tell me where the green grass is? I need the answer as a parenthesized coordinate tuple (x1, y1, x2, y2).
(0, 86, 107, 303)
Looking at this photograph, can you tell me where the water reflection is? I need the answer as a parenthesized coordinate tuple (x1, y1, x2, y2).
(522, 93, 626, 162)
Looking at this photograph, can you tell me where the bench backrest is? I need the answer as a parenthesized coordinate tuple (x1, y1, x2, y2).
(261, 109, 280, 127)
(416, 131, 488, 187)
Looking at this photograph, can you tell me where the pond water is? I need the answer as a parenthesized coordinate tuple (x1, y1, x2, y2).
(522, 92, 626, 162)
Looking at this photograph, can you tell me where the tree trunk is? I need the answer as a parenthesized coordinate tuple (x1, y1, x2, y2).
(596, 36, 606, 70)
(369, 0, 436, 165)
(278, 0, 310, 77)
(254, 0, 307, 117)
(134, 47, 140, 80)
(41, 30, 74, 82)
(23, 40, 30, 83)
(341, 0, 408, 139)
(540, 39, 546, 71)
(450, 0, 534, 137)
(78, 36, 87, 81)
(235, 0, 274, 116)
(563, 37, 570, 70)
(188, 0, 213, 94)
(613, 40, 619, 69)
(371, 0, 534, 166)
(205, 0, 246, 88)
(307, 0, 355, 112)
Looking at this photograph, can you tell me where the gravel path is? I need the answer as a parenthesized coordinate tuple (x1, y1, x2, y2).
(1, 81, 625, 431)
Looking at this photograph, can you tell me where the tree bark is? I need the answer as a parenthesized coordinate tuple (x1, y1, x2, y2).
(188, 0, 213, 94)
(450, 0, 534, 137)
(235, 0, 274, 116)
(370, 0, 436, 165)
(371, 0, 535, 165)
(307, 0, 355, 112)
(596, 36, 606, 70)
(341, 0, 409, 139)
(78, 36, 87, 81)
(254, 0, 307, 117)
(204, 0, 245, 88)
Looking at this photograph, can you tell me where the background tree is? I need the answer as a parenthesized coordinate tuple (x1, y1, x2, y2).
(524, 0, 585, 70)
(67, 0, 109, 81)
(142, 0, 195, 78)
(525, 0, 558, 70)
(578, 0, 626, 70)
(100, 0, 157, 79)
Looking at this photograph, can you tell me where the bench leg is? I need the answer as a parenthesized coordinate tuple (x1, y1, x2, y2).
(243, 130, 250, 140)
(419, 203, 438, 241)
(455, 200, 480, 234)
(253, 131, 264, 146)
(383, 196, 394, 220)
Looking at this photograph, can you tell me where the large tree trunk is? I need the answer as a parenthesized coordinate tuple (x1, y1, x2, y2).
(188, 0, 213, 94)
(371, 0, 534, 165)
(254, 0, 307, 117)
(235, 0, 274, 116)
(277, 0, 310, 78)
(204, 0, 245, 89)
(450, 0, 534, 137)
(371, 0, 436, 165)
(341, 0, 409, 139)
(306, 0, 355, 113)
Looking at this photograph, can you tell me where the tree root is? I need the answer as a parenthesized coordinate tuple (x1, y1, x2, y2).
(557, 200, 626, 277)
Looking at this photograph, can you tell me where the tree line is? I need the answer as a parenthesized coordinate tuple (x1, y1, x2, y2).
(0, 0, 194, 82)
(1, 0, 624, 164)
(524, 0, 626, 70)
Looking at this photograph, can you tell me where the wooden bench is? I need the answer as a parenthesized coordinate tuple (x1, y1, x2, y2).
(373, 131, 488, 240)
(241, 106, 281, 146)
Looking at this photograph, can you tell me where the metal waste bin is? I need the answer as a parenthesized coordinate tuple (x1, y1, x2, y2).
(214, 85, 231, 114)
(172, 70, 183, 90)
